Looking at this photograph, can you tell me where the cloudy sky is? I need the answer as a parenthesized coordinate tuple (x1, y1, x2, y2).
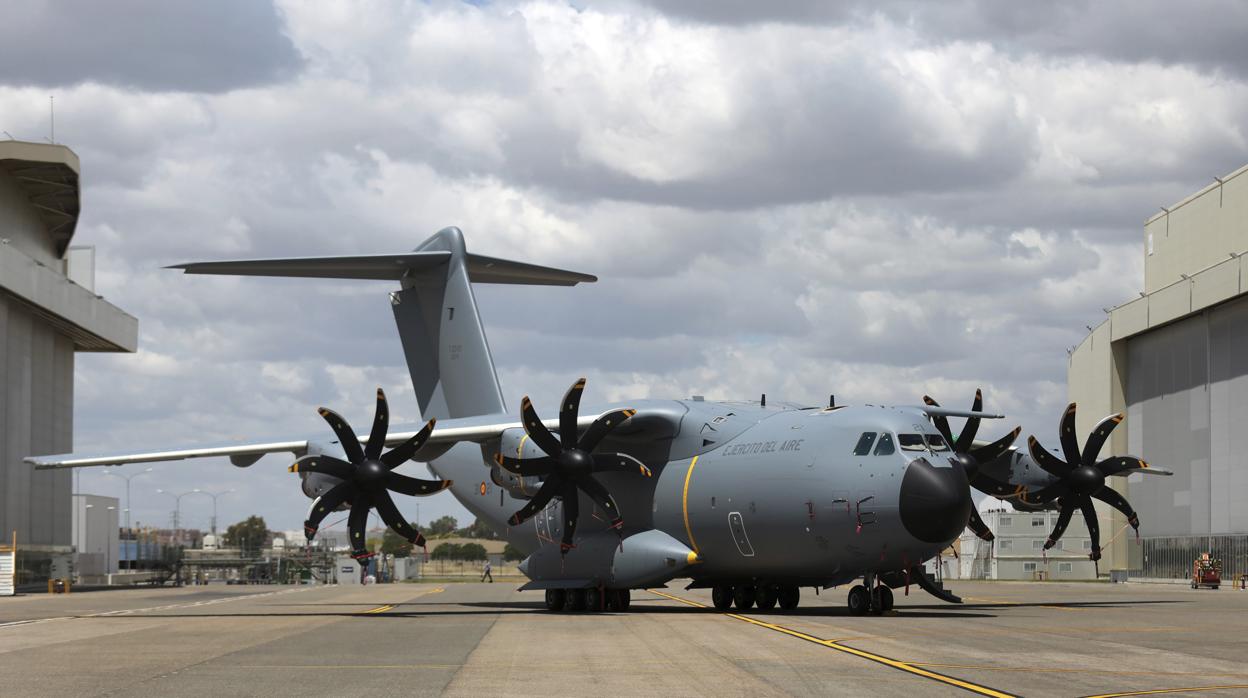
(4, 0, 1246, 535)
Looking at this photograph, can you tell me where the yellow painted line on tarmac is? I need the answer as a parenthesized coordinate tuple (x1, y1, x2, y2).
(647, 590, 1018, 698)
(1082, 686, 1248, 698)
(361, 604, 394, 614)
(911, 663, 1248, 680)
(357, 586, 443, 615)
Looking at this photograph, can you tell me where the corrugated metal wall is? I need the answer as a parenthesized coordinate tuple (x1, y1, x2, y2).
(0, 294, 74, 547)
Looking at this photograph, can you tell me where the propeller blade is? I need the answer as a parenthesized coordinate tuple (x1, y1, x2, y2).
(1058, 403, 1082, 467)
(969, 427, 1021, 465)
(559, 378, 587, 450)
(1079, 498, 1101, 561)
(304, 481, 354, 537)
(289, 454, 355, 479)
(494, 453, 556, 477)
(1028, 435, 1072, 477)
(384, 472, 452, 497)
(576, 408, 637, 453)
(955, 388, 983, 451)
(575, 474, 624, 530)
(1019, 480, 1070, 505)
(347, 497, 372, 558)
(590, 452, 653, 477)
(922, 396, 956, 446)
(1098, 456, 1150, 477)
(967, 506, 995, 541)
(520, 396, 563, 457)
(559, 480, 580, 553)
(1092, 487, 1140, 530)
(507, 476, 561, 526)
(318, 407, 364, 463)
(1043, 501, 1076, 549)
(365, 388, 389, 460)
(970, 472, 1030, 499)
(1081, 413, 1123, 466)
(371, 489, 426, 547)
(380, 418, 437, 469)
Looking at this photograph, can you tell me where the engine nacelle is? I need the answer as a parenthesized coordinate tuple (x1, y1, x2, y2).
(492, 427, 547, 499)
(297, 441, 348, 510)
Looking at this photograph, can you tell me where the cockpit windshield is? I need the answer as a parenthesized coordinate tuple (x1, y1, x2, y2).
(899, 434, 950, 452)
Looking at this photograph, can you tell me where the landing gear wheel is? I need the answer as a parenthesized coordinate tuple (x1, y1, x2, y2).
(847, 585, 869, 616)
(778, 586, 800, 610)
(755, 585, 778, 610)
(733, 585, 756, 610)
(545, 589, 566, 612)
(585, 587, 602, 612)
(566, 588, 587, 612)
(872, 585, 894, 612)
(712, 584, 735, 610)
(605, 588, 630, 611)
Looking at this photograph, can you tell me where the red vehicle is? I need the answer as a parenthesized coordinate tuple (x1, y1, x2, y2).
(1192, 553, 1221, 589)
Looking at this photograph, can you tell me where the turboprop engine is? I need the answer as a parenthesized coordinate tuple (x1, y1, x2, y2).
(490, 427, 547, 499)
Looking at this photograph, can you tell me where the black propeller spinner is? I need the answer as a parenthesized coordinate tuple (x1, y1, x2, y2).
(495, 378, 651, 555)
(1023, 403, 1150, 563)
(290, 388, 451, 562)
(923, 390, 1021, 543)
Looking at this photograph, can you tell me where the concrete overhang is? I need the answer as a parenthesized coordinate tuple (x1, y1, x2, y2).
(0, 140, 80, 255)
(0, 240, 137, 352)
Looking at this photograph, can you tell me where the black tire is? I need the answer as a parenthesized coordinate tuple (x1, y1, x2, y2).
(585, 587, 602, 612)
(567, 589, 587, 612)
(712, 584, 735, 610)
(755, 585, 778, 610)
(620, 589, 631, 610)
(733, 585, 756, 610)
(847, 585, 869, 616)
(777, 586, 800, 610)
(872, 586, 894, 612)
(545, 589, 566, 612)
(605, 588, 629, 612)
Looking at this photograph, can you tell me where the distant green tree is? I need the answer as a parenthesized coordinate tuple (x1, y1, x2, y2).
(503, 543, 525, 562)
(381, 525, 418, 557)
(458, 543, 488, 561)
(426, 515, 458, 537)
(457, 517, 497, 539)
(430, 543, 461, 560)
(223, 516, 269, 554)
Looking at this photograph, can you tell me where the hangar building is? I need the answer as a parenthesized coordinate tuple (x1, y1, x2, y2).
(0, 141, 137, 586)
(1069, 162, 1248, 580)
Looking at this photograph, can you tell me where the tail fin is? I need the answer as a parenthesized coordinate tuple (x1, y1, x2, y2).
(171, 226, 596, 420)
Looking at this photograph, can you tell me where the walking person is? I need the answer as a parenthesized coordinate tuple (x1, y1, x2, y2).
(481, 559, 493, 583)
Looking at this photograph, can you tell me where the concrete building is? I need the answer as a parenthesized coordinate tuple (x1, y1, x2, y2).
(955, 499, 1097, 580)
(1069, 162, 1248, 580)
(0, 141, 137, 586)
(71, 494, 120, 579)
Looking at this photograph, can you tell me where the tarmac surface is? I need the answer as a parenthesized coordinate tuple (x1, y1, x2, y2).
(2, 579, 1246, 697)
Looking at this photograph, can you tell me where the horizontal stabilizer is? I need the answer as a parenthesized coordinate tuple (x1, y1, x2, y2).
(169, 250, 596, 285)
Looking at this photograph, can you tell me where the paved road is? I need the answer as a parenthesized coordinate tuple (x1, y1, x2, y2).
(2, 581, 1246, 697)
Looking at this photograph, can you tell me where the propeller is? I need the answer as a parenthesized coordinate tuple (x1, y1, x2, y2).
(1023, 403, 1150, 563)
(923, 390, 1021, 543)
(289, 388, 451, 562)
(495, 377, 651, 555)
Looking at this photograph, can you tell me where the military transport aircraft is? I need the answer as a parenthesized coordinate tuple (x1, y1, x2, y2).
(29, 227, 1170, 615)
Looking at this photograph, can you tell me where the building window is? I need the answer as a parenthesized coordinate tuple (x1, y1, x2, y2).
(1059, 563, 1073, 572)
(1000, 517, 1012, 527)
(853, 432, 877, 456)
(1023, 562, 1037, 572)
(1083, 540, 1092, 550)
(1032, 540, 1045, 549)
(1000, 540, 1013, 550)
(1032, 517, 1045, 527)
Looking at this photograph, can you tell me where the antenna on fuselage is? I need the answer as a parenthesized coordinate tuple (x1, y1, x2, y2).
(760, 393, 766, 407)
(829, 394, 835, 408)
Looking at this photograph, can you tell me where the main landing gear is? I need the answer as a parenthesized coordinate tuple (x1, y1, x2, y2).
(847, 573, 894, 616)
(544, 588, 631, 612)
(711, 583, 801, 611)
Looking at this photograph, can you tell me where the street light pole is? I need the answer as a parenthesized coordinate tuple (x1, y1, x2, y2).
(156, 488, 200, 545)
(104, 467, 153, 569)
(188, 489, 235, 536)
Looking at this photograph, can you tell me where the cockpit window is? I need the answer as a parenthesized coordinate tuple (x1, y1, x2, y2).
(873, 432, 896, 456)
(852, 432, 877, 456)
(899, 434, 926, 451)
(925, 434, 950, 451)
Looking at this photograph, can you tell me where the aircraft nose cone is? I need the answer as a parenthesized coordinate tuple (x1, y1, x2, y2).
(899, 457, 972, 544)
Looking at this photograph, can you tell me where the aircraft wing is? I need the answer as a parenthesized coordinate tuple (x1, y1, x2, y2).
(25, 413, 599, 470)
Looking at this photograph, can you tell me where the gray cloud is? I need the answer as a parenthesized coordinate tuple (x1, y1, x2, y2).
(0, 0, 302, 93)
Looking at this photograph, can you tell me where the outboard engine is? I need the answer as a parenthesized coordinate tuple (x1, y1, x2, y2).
(491, 427, 547, 499)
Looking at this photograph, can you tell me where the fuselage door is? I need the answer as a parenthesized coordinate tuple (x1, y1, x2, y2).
(728, 511, 756, 557)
